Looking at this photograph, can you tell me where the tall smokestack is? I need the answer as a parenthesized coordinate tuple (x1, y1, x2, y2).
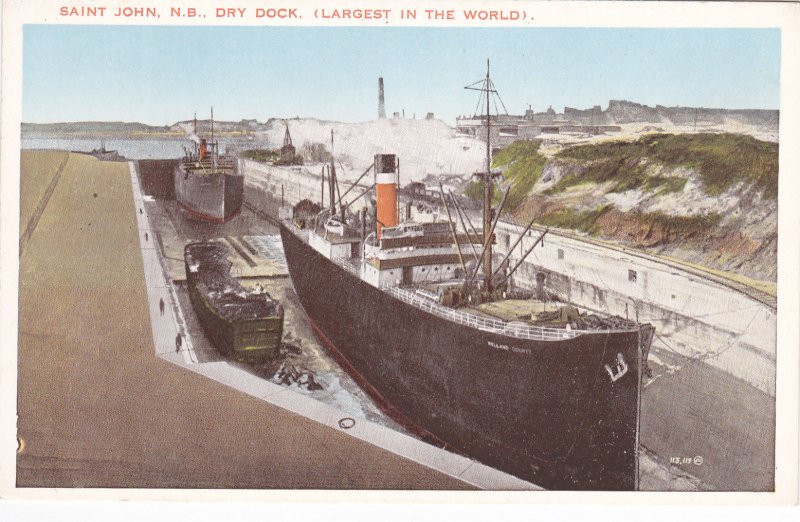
(378, 77, 386, 119)
(374, 154, 398, 238)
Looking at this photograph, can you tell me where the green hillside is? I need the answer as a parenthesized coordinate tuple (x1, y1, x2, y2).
(466, 140, 547, 210)
(553, 133, 778, 198)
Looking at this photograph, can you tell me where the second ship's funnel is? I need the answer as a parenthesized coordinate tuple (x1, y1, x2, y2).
(375, 154, 398, 238)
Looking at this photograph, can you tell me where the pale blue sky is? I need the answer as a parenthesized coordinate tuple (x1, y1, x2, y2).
(23, 26, 780, 125)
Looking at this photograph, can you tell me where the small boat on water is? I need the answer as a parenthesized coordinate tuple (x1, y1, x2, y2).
(89, 140, 125, 161)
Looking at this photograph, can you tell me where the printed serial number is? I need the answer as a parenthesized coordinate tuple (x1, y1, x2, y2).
(670, 456, 704, 466)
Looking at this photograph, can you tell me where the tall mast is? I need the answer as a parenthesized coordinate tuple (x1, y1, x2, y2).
(485, 60, 491, 173)
(465, 59, 502, 292)
(482, 60, 494, 290)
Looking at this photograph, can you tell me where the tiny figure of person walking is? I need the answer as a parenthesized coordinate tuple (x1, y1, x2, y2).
(139, 208, 143, 215)
(145, 232, 148, 242)
(159, 297, 165, 316)
(175, 333, 182, 353)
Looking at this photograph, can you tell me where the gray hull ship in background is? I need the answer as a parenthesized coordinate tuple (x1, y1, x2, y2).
(278, 63, 655, 490)
(174, 110, 243, 223)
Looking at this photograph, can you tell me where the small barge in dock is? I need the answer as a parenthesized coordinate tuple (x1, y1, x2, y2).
(184, 241, 284, 362)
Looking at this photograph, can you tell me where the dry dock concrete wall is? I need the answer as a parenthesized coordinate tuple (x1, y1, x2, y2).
(243, 159, 371, 208)
(242, 159, 776, 396)
(244, 159, 326, 205)
(493, 221, 776, 396)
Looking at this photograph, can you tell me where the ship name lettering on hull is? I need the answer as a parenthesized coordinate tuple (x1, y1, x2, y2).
(488, 341, 531, 354)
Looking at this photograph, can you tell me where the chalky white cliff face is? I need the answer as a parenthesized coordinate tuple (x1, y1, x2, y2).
(260, 117, 487, 182)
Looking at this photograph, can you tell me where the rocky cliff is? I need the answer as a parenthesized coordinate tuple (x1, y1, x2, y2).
(491, 134, 778, 282)
(532, 100, 778, 135)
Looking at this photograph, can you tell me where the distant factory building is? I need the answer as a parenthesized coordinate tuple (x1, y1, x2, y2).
(455, 114, 541, 147)
(456, 101, 622, 145)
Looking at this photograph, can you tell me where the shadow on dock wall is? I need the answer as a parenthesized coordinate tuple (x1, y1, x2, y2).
(137, 159, 179, 199)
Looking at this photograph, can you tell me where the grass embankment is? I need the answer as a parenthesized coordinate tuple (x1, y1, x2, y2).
(535, 204, 614, 235)
(466, 140, 547, 210)
(634, 211, 724, 236)
(550, 133, 778, 198)
(533, 204, 722, 240)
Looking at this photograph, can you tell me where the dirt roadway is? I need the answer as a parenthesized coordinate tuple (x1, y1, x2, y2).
(16, 152, 472, 489)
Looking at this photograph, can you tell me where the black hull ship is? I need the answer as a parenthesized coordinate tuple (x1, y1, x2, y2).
(184, 242, 283, 362)
(174, 110, 244, 223)
(278, 63, 654, 490)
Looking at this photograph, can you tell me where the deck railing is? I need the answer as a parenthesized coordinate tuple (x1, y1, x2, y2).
(332, 256, 583, 341)
(338, 257, 361, 277)
(386, 286, 580, 341)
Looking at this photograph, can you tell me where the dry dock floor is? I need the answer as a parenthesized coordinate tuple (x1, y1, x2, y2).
(16, 152, 472, 489)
